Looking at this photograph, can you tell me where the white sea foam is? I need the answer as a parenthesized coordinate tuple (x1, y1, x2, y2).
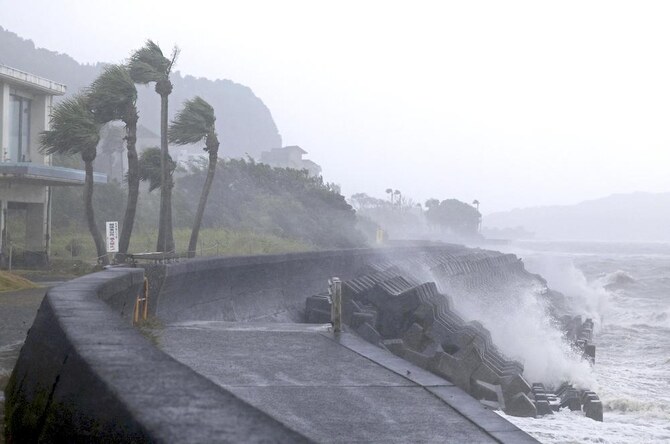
(448, 280, 597, 388)
(497, 242, 670, 443)
(523, 255, 611, 329)
(498, 408, 670, 444)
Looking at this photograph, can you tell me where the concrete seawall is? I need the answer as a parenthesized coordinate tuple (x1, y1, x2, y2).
(4, 267, 309, 442)
(153, 246, 475, 323)
(5, 245, 539, 442)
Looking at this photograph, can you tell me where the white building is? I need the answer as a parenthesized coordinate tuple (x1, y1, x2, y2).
(0, 64, 105, 266)
(260, 145, 322, 177)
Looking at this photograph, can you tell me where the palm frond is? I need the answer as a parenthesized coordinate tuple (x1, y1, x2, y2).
(128, 40, 170, 83)
(40, 94, 100, 159)
(168, 96, 216, 146)
(138, 147, 176, 192)
(88, 64, 137, 123)
(167, 45, 180, 75)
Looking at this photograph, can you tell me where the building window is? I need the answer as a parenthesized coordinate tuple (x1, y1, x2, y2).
(9, 95, 31, 162)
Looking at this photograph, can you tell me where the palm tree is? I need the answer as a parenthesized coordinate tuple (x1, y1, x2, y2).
(138, 147, 176, 193)
(128, 40, 179, 253)
(40, 95, 109, 265)
(88, 64, 139, 262)
(386, 188, 393, 205)
(168, 97, 219, 258)
(472, 199, 481, 232)
(394, 189, 402, 207)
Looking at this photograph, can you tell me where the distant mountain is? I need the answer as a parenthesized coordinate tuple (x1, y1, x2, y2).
(484, 192, 670, 242)
(0, 27, 282, 158)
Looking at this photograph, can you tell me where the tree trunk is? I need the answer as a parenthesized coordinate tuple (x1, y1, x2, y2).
(187, 144, 218, 258)
(156, 89, 175, 253)
(84, 160, 109, 266)
(116, 108, 139, 262)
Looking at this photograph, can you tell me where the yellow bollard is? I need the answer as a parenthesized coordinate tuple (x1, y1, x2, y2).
(376, 228, 385, 244)
(133, 278, 150, 325)
(133, 297, 140, 324)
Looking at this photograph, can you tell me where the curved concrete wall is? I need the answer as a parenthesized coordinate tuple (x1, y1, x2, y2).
(4, 267, 309, 443)
(153, 246, 472, 323)
(5, 245, 524, 442)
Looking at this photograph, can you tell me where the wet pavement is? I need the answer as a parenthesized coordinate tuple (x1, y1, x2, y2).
(159, 321, 536, 443)
(1, 284, 537, 443)
(0, 287, 47, 442)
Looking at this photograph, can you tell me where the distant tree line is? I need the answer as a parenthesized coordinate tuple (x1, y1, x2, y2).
(351, 192, 482, 241)
(424, 198, 481, 237)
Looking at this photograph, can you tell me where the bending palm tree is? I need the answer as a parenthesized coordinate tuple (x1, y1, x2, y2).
(169, 97, 220, 258)
(88, 64, 139, 262)
(138, 148, 177, 211)
(41, 95, 109, 265)
(138, 147, 177, 191)
(128, 40, 179, 253)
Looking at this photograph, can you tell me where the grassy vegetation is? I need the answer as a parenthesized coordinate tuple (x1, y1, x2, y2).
(0, 271, 38, 292)
(49, 227, 314, 263)
(135, 316, 164, 347)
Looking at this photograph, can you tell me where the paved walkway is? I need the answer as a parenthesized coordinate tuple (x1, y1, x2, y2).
(0, 287, 46, 382)
(159, 321, 537, 443)
(0, 287, 47, 443)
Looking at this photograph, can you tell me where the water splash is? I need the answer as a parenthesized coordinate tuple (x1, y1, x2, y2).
(522, 254, 611, 329)
(449, 281, 597, 388)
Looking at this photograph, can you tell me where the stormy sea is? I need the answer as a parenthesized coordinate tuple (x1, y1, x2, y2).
(495, 241, 670, 443)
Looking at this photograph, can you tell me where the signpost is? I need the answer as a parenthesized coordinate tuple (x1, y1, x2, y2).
(106, 221, 119, 253)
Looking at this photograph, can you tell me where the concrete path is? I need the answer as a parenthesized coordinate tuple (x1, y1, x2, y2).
(159, 321, 537, 443)
(0, 287, 46, 382)
(0, 287, 47, 443)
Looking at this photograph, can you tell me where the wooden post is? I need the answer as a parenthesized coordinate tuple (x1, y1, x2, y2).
(329, 277, 342, 333)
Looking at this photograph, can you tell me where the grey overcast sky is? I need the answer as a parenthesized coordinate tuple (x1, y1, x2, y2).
(2, 0, 669, 213)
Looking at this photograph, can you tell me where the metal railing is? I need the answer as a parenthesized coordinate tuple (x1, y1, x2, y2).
(133, 278, 150, 324)
(0, 64, 67, 94)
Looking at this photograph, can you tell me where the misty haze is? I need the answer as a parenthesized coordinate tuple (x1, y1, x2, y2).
(0, 2, 669, 443)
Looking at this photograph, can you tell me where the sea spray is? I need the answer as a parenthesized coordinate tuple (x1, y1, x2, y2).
(420, 251, 605, 389)
(445, 280, 597, 388)
(521, 254, 610, 330)
(497, 241, 670, 443)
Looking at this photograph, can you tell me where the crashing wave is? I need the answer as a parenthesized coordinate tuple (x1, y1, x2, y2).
(598, 270, 636, 289)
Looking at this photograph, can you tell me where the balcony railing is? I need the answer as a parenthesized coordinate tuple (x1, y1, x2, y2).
(0, 65, 66, 95)
(0, 162, 106, 185)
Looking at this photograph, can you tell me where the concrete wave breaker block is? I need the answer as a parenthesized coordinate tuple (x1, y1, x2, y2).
(329, 262, 534, 417)
(305, 249, 603, 421)
(530, 384, 603, 421)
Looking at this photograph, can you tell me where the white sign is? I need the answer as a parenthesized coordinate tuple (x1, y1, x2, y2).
(106, 221, 119, 253)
